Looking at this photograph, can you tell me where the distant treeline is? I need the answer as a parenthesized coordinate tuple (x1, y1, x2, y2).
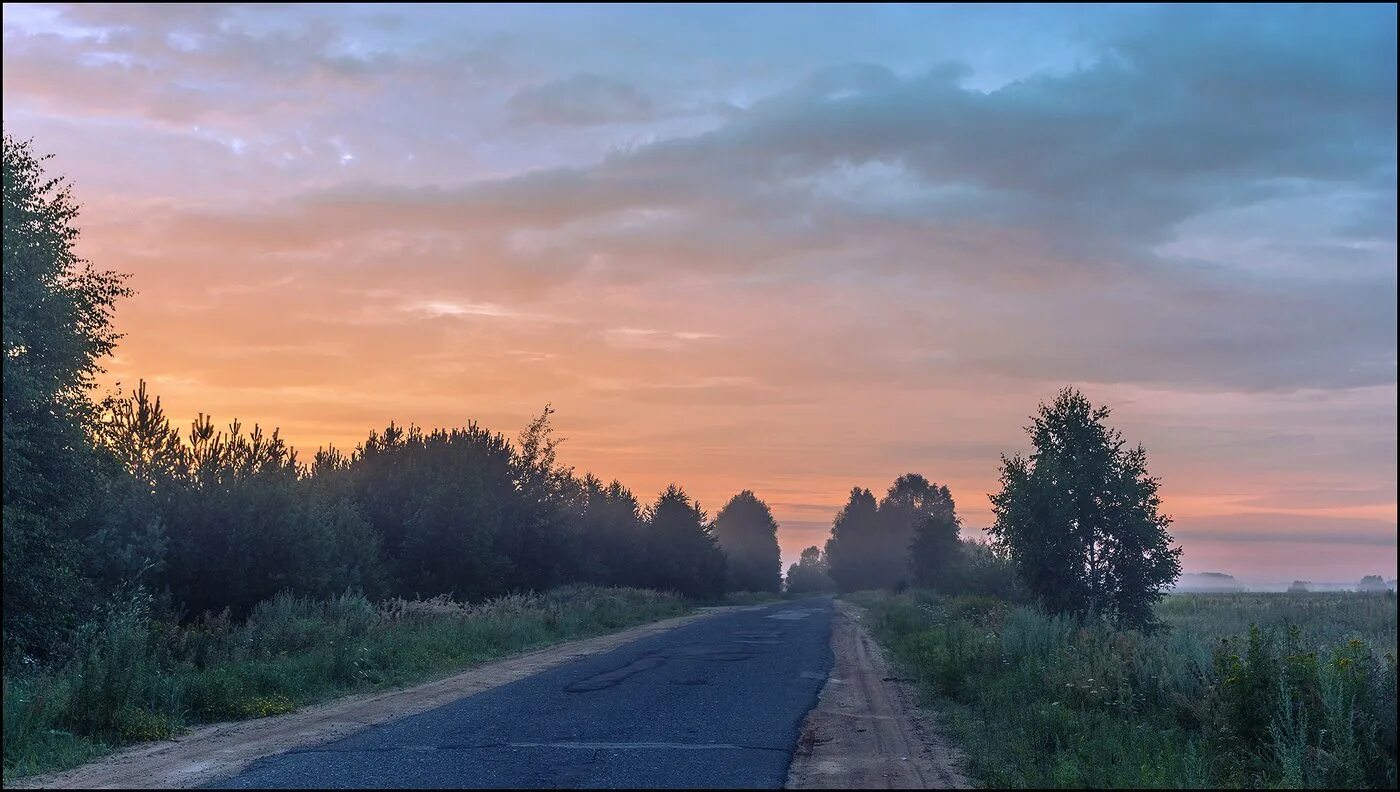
(782, 475, 1014, 601)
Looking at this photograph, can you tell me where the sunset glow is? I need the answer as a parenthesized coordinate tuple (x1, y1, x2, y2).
(3, 3, 1395, 585)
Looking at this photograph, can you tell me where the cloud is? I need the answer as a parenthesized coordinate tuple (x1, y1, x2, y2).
(507, 74, 657, 126)
(88, 5, 1390, 395)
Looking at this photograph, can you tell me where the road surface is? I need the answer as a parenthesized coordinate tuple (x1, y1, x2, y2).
(215, 597, 834, 789)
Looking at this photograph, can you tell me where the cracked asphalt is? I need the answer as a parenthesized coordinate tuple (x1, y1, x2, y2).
(214, 597, 834, 789)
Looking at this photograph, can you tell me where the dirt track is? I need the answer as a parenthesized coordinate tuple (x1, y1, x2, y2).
(785, 600, 971, 789)
(11, 609, 735, 790)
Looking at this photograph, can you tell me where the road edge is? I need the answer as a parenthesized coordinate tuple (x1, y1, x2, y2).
(784, 599, 972, 790)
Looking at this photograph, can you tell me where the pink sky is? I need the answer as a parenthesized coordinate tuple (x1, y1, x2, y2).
(4, 4, 1395, 585)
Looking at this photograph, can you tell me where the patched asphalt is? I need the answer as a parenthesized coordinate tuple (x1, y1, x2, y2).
(214, 596, 834, 789)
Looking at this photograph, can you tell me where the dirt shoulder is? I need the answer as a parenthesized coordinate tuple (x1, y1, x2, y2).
(11, 608, 738, 790)
(786, 600, 971, 790)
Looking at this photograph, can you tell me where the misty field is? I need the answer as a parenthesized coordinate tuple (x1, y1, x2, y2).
(857, 590, 1398, 789)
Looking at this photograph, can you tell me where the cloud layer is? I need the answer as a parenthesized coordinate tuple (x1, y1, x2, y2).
(3, 3, 1395, 582)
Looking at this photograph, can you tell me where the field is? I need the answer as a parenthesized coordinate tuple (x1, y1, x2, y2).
(1, 586, 689, 782)
(855, 590, 1398, 789)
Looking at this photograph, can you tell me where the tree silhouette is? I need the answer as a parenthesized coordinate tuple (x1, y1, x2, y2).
(712, 490, 782, 592)
(785, 546, 836, 593)
(643, 485, 727, 599)
(824, 487, 884, 592)
(989, 388, 1181, 630)
(882, 474, 960, 589)
(574, 474, 648, 587)
(1357, 575, 1388, 593)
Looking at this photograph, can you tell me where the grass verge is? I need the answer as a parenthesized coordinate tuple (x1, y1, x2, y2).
(2, 585, 688, 782)
(851, 589, 1397, 789)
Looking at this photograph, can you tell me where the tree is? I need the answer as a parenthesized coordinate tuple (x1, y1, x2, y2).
(89, 380, 183, 591)
(643, 485, 727, 598)
(1357, 575, 1388, 593)
(785, 546, 836, 593)
(712, 490, 782, 592)
(3, 134, 130, 659)
(988, 387, 1181, 630)
(573, 474, 648, 587)
(955, 539, 1019, 597)
(882, 474, 961, 589)
(509, 405, 579, 589)
(824, 487, 884, 592)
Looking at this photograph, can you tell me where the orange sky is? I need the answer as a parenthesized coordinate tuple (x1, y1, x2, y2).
(5, 4, 1395, 585)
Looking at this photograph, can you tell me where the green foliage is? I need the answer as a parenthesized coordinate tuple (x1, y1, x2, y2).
(2, 586, 689, 781)
(785, 546, 837, 593)
(899, 476, 961, 589)
(3, 135, 130, 662)
(712, 490, 782, 593)
(945, 539, 1021, 599)
(989, 387, 1182, 630)
(860, 590, 1398, 789)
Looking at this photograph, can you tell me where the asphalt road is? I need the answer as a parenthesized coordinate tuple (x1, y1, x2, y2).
(214, 597, 834, 789)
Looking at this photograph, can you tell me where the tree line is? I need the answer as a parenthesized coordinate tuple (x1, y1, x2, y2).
(790, 386, 1184, 630)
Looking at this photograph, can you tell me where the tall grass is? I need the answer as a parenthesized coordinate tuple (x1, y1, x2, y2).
(855, 590, 1397, 789)
(2, 585, 688, 781)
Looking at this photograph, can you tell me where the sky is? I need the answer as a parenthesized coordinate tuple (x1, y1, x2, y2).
(2, 3, 1396, 585)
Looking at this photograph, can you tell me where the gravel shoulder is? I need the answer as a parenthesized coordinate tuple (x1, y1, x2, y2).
(785, 599, 972, 789)
(10, 609, 733, 790)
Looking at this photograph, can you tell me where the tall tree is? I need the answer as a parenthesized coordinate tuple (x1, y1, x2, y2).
(89, 380, 183, 591)
(900, 486, 963, 590)
(881, 473, 959, 588)
(3, 135, 129, 659)
(712, 490, 782, 592)
(573, 474, 648, 587)
(988, 387, 1181, 630)
(644, 485, 727, 598)
(510, 405, 578, 589)
(824, 487, 883, 592)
